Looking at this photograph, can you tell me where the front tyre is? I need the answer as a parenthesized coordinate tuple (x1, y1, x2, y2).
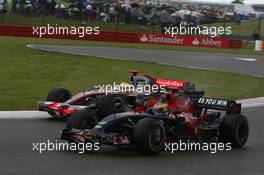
(46, 88, 71, 102)
(220, 114, 249, 148)
(46, 88, 72, 117)
(66, 110, 97, 129)
(133, 118, 165, 155)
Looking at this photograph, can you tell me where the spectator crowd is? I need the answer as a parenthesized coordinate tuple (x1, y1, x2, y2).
(0, 0, 262, 29)
(0, 0, 147, 24)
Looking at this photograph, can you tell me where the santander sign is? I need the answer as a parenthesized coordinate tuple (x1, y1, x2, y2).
(138, 33, 241, 49)
(140, 34, 184, 45)
(156, 79, 187, 90)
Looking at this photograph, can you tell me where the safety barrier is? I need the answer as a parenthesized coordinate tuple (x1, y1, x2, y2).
(0, 25, 242, 49)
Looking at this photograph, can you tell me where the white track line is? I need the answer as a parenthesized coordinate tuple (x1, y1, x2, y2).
(235, 58, 257, 62)
(0, 111, 50, 119)
(237, 97, 264, 108)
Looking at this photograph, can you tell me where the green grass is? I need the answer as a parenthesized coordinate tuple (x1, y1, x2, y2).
(0, 36, 264, 110)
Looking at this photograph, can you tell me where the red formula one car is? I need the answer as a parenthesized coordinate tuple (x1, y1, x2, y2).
(38, 70, 195, 119)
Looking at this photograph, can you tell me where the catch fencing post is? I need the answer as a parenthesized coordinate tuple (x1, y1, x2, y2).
(115, 15, 119, 32)
(259, 15, 262, 39)
(41, 15, 45, 26)
(1, 13, 5, 24)
(223, 15, 226, 37)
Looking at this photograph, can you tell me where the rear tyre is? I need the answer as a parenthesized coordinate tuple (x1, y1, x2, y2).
(220, 114, 249, 148)
(97, 94, 127, 120)
(66, 110, 97, 129)
(133, 118, 165, 155)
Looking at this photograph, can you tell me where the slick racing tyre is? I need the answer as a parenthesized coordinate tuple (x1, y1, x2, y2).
(220, 114, 249, 148)
(66, 110, 97, 129)
(134, 118, 165, 155)
(46, 88, 72, 102)
(97, 94, 127, 120)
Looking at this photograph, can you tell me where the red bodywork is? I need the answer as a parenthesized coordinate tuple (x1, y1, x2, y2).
(39, 90, 105, 118)
(40, 70, 195, 119)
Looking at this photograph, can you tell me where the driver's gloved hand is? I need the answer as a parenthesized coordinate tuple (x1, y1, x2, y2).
(170, 109, 182, 115)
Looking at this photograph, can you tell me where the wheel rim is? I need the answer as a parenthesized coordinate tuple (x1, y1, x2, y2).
(112, 98, 125, 113)
(237, 119, 248, 143)
(149, 125, 164, 150)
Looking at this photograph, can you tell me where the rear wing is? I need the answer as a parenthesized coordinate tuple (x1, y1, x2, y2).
(128, 70, 196, 92)
(197, 97, 241, 114)
(156, 78, 190, 91)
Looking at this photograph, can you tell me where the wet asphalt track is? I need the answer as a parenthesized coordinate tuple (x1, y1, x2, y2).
(0, 107, 264, 175)
(28, 45, 264, 77)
